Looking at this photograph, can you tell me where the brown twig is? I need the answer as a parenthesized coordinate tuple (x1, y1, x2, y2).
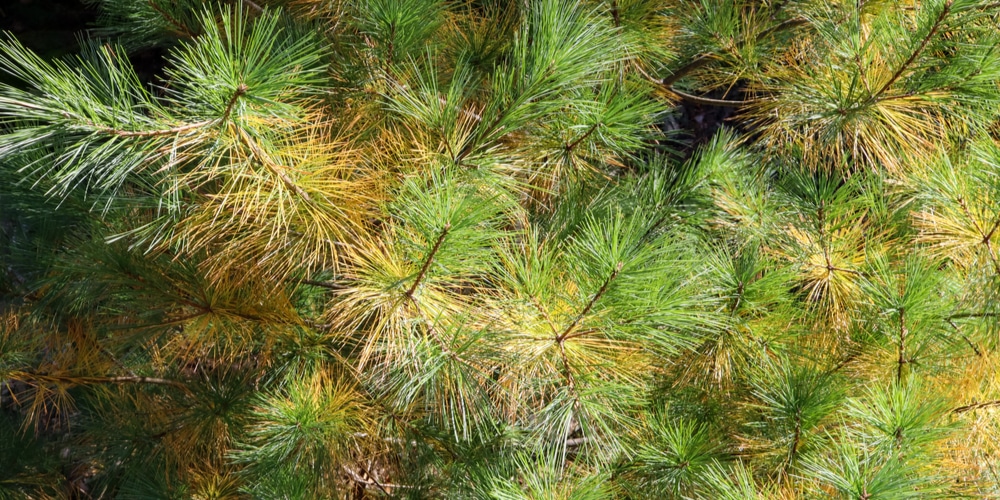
(20, 372, 187, 390)
(147, 0, 196, 38)
(220, 83, 249, 123)
(667, 87, 753, 108)
(953, 399, 1000, 414)
(565, 122, 601, 152)
(557, 262, 623, 342)
(92, 84, 245, 137)
(406, 224, 451, 298)
(871, 0, 952, 99)
(662, 56, 714, 87)
(240, 0, 265, 13)
(237, 127, 313, 202)
(342, 465, 399, 495)
(947, 318, 983, 357)
(300, 278, 347, 291)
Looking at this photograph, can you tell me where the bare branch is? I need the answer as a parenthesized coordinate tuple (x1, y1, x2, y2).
(953, 399, 1000, 414)
(300, 278, 347, 291)
(668, 87, 753, 108)
(240, 0, 265, 13)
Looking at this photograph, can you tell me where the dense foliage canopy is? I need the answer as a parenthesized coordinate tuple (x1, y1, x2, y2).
(4, 0, 1000, 498)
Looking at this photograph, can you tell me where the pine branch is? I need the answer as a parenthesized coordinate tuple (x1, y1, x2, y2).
(558, 340, 576, 390)
(93, 119, 213, 137)
(871, 0, 953, 99)
(300, 278, 347, 291)
(401, 224, 460, 359)
(565, 122, 600, 152)
(953, 399, 1000, 414)
(609, 0, 621, 28)
(343, 466, 385, 495)
(457, 109, 507, 163)
(72, 375, 186, 388)
(557, 262, 623, 342)
(81, 84, 244, 137)
(530, 295, 561, 337)
(787, 413, 801, 470)
(19, 372, 187, 390)
(946, 312, 1000, 320)
(653, 17, 809, 108)
(825, 350, 861, 376)
(406, 293, 456, 358)
(757, 17, 808, 40)
(947, 319, 982, 357)
(662, 55, 714, 88)
(668, 88, 752, 108)
(240, 0, 265, 13)
(804, 261, 865, 277)
(437, 96, 482, 122)
(147, 0, 196, 38)
(661, 17, 806, 87)
(220, 83, 249, 123)
(237, 127, 313, 202)
(406, 224, 451, 298)
(956, 196, 985, 236)
(897, 307, 907, 384)
(80, 330, 137, 376)
(982, 216, 1000, 245)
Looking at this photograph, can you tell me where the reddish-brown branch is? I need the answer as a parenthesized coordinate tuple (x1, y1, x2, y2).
(240, 0, 264, 13)
(557, 262, 623, 342)
(872, 0, 952, 98)
(953, 399, 1000, 414)
(565, 122, 601, 152)
(147, 0, 196, 38)
(406, 224, 451, 298)
(220, 83, 249, 123)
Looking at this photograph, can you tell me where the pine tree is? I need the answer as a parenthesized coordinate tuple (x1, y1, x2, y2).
(3, 0, 1000, 498)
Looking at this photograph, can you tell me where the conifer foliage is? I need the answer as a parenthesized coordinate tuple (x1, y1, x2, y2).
(3, 0, 1000, 497)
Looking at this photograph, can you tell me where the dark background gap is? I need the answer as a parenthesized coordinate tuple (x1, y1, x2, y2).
(0, 0, 96, 57)
(0, 0, 168, 86)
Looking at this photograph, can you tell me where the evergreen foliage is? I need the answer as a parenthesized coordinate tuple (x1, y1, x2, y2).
(2, 0, 1000, 497)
